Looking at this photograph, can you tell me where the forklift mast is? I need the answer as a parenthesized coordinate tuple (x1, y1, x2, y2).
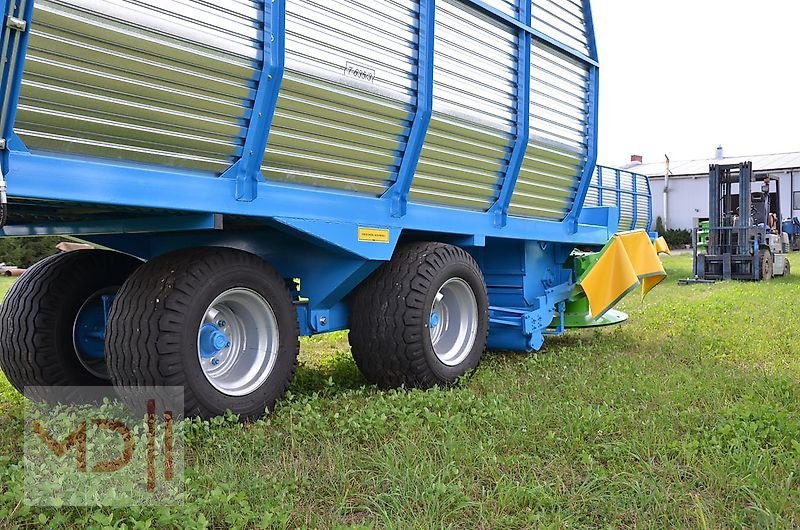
(707, 162, 755, 257)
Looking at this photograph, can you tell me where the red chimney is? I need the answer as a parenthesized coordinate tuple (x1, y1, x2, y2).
(630, 155, 643, 164)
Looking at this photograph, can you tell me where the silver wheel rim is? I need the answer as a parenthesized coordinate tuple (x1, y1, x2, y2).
(428, 278, 479, 367)
(197, 288, 279, 397)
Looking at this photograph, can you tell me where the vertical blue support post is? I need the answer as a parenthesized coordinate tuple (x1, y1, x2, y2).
(0, 0, 34, 161)
(386, 0, 435, 218)
(631, 170, 638, 230)
(0, 0, 35, 227)
(645, 174, 653, 230)
(0, 0, 11, 181)
(221, 0, 286, 202)
(490, 0, 531, 228)
(597, 166, 603, 205)
(564, 0, 599, 233)
(616, 169, 622, 225)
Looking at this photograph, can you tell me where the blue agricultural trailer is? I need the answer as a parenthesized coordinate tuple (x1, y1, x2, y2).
(0, 0, 664, 419)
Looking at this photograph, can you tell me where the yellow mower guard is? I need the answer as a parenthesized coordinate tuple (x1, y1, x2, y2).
(577, 231, 670, 319)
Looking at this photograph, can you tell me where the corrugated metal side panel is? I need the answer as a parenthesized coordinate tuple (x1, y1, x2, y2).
(509, 40, 588, 220)
(617, 169, 639, 230)
(263, 0, 417, 196)
(619, 192, 634, 231)
(482, 0, 518, 18)
(600, 168, 618, 214)
(411, 0, 517, 211)
(584, 166, 653, 231)
(587, 168, 653, 231)
(531, 0, 589, 56)
(635, 173, 651, 230)
(618, 170, 635, 191)
(584, 166, 600, 207)
(16, 0, 259, 173)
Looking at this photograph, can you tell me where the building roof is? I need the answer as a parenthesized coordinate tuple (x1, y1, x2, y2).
(630, 151, 800, 179)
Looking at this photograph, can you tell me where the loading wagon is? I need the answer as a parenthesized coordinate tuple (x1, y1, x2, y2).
(0, 0, 664, 419)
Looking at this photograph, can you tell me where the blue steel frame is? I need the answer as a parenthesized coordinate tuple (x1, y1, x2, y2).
(489, 0, 532, 228)
(386, 0, 435, 218)
(0, 0, 614, 346)
(563, 0, 600, 233)
(437, 0, 601, 231)
(219, 0, 285, 202)
(1, 0, 605, 248)
(3, 153, 614, 245)
(1, 0, 35, 175)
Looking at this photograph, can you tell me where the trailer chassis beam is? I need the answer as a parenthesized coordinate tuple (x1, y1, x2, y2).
(0, 213, 222, 237)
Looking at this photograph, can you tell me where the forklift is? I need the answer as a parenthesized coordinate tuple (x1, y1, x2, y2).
(696, 162, 791, 281)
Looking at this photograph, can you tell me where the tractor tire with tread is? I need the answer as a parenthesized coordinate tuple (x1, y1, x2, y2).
(0, 250, 142, 392)
(349, 242, 488, 389)
(105, 247, 299, 420)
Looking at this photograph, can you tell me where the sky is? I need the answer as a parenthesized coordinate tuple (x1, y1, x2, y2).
(591, 0, 800, 167)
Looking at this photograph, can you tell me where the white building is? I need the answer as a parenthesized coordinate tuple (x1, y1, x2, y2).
(627, 150, 800, 231)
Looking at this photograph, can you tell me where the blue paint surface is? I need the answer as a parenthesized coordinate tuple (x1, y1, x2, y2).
(73, 293, 115, 362)
(0, 0, 649, 352)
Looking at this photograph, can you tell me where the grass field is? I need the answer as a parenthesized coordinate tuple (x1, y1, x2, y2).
(1, 254, 799, 528)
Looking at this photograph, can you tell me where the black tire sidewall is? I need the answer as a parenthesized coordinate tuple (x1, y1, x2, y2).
(176, 267, 297, 419)
(0, 251, 141, 389)
(420, 260, 488, 383)
(760, 250, 773, 280)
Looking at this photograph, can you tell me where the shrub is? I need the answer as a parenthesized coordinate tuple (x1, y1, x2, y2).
(664, 229, 692, 248)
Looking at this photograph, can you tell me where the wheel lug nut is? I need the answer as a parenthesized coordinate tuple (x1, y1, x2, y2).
(217, 320, 226, 327)
(211, 358, 220, 366)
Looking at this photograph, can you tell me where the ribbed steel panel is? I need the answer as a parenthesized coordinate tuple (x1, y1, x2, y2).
(8, 0, 602, 222)
(618, 192, 635, 230)
(531, 0, 589, 56)
(482, 0, 518, 18)
(635, 174, 651, 230)
(585, 167, 652, 232)
(509, 40, 588, 220)
(263, 0, 417, 196)
(411, 0, 517, 211)
(15, 0, 260, 173)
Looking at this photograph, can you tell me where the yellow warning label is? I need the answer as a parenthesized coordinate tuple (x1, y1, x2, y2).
(358, 227, 390, 243)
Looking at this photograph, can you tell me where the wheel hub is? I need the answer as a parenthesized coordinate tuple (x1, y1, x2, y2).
(428, 278, 479, 367)
(198, 323, 231, 358)
(197, 288, 279, 397)
(73, 289, 117, 379)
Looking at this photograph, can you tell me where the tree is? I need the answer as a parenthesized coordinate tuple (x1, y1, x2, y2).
(654, 216, 666, 237)
(0, 237, 61, 268)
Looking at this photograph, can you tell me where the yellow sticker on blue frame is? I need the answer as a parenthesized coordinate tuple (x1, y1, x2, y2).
(358, 227, 390, 243)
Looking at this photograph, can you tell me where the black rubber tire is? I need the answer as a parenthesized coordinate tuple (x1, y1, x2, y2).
(785, 260, 791, 276)
(105, 247, 299, 421)
(0, 250, 143, 392)
(349, 242, 488, 389)
(759, 249, 774, 281)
